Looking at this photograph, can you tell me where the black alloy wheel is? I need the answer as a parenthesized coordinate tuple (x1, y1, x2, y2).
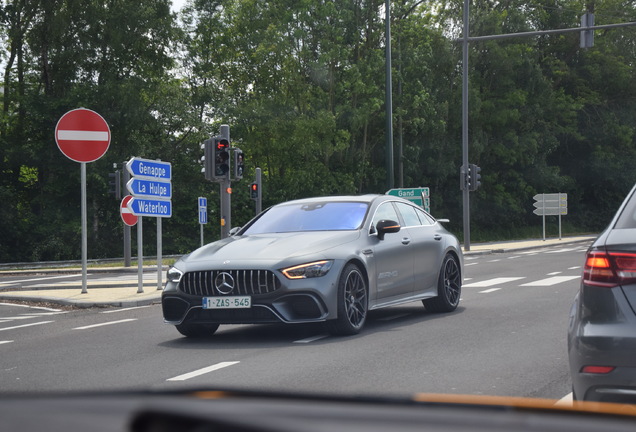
(327, 263, 368, 336)
(423, 254, 461, 312)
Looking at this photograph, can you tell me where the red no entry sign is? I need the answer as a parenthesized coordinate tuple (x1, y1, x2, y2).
(55, 108, 111, 163)
(120, 196, 138, 226)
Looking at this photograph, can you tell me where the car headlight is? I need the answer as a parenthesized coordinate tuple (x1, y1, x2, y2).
(167, 266, 184, 284)
(281, 260, 333, 279)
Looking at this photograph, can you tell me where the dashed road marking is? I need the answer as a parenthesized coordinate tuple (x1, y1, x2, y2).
(463, 277, 525, 288)
(167, 361, 240, 381)
(0, 321, 54, 332)
(479, 288, 501, 294)
(294, 334, 329, 344)
(520, 276, 580, 287)
(73, 318, 137, 330)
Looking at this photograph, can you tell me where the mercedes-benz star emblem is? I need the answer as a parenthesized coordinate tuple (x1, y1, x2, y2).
(214, 272, 235, 295)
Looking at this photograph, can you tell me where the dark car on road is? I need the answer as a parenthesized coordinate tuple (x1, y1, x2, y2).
(568, 184, 636, 403)
(162, 194, 463, 337)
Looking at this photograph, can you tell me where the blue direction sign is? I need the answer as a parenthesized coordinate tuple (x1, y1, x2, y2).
(198, 197, 207, 224)
(127, 197, 172, 218)
(126, 157, 171, 180)
(127, 178, 172, 199)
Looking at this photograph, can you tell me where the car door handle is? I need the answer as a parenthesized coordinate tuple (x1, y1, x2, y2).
(402, 237, 411, 245)
(434, 235, 442, 241)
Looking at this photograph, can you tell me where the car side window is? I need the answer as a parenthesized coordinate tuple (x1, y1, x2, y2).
(395, 202, 422, 227)
(414, 207, 435, 226)
(371, 202, 400, 232)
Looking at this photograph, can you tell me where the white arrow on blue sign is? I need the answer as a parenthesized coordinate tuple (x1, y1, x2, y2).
(127, 178, 172, 199)
(198, 197, 207, 224)
(126, 157, 171, 180)
(127, 197, 172, 218)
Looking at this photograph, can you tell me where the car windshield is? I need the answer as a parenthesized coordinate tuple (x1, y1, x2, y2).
(243, 202, 369, 234)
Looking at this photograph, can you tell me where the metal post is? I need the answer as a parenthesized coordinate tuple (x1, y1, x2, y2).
(542, 197, 546, 241)
(220, 124, 231, 239)
(200, 223, 204, 247)
(81, 162, 88, 293)
(255, 167, 262, 214)
(462, 0, 470, 251)
(137, 216, 144, 293)
(157, 217, 163, 290)
(123, 165, 131, 267)
(385, 0, 394, 190)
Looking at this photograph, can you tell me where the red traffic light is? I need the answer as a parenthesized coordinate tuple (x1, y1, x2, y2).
(216, 139, 229, 150)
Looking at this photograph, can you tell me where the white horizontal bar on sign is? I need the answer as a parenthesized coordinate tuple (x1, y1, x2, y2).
(57, 130, 109, 141)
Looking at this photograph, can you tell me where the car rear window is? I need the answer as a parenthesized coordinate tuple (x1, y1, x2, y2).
(614, 189, 636, 229)
(244, 202, 369, 234)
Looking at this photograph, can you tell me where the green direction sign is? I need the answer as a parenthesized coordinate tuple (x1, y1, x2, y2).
(386, 187, 430, 212)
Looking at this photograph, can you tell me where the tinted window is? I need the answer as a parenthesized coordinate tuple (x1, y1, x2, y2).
(243, 202, 369, 234)
(372, 202, 400, 228)
(415, 208, 435, 226)
(395, 202, 422, 227)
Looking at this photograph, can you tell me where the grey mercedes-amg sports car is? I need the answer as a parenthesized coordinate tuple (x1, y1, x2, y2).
(162, 194, 463, 337)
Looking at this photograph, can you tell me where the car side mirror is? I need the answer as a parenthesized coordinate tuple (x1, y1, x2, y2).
(437, 218, 450, 223)
(229, 227, 241, 236)
(376, 219, 400, 240)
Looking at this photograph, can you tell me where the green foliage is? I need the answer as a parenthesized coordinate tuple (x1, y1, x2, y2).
(1, 0, 635, 262)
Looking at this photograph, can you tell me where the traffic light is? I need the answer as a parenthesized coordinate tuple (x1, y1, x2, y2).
(250, 182, 258, 200)
(233, 148, 244, 180)
(108, 171, 121, 199)
(213, 137, 230, 179)
(468, 164, 482, 191)
(202, 138, 214, 181)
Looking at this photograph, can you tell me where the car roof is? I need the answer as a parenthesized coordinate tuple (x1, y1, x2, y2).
(275, 194, 387, 206)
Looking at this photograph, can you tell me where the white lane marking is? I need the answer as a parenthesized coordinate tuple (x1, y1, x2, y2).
(568, 266, 581, 270)
(465, 262, 478, 267)
(0, 302, 62, 312)
(167, 361, 240, 381)
(0, 321, 54, 332)
(100, 306, 151, 314)
(547, 272, 562, 276)
(463, 277, 525, 288)
(487, 259, 501, 263)
(20, 311, 68, 316)
(0, 275, 84, 285)
(377, 313, 411, 322)
(0, 340, 14, 345)
(554, 392, 573, 406)
(294, 334, 329, 344)
(479, 288, 501, 294)
(0, 316, 41, 321)
(507, 256, 521, 259)
(520, 276, 580, 287)
(73, 318, 137, 330)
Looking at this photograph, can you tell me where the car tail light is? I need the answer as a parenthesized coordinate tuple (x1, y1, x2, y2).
(583, 251, 636, 287)
(581, 365, 616, 374)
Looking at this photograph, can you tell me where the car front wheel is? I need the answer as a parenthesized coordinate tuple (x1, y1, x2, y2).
(423, 254, 461, 312)
(327, 263, 368, 336)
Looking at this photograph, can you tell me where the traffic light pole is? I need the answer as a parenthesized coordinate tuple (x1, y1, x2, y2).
(255, 168, 262, 214)
(219, 124, 231, 239)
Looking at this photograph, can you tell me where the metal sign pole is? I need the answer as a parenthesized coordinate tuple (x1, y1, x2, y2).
(542, 196, 546, 241)
(81, 162, 88, 294)
(157, 217, 162, 290)
(137, 216, 144, 293)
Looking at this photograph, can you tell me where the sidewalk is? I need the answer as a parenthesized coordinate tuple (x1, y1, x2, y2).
(0, 235, 595, 308)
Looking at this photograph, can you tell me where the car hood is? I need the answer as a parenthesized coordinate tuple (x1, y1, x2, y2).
(180, 231, 361, 268)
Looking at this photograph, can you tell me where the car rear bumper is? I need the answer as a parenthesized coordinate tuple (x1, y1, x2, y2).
(568, 286, 636, 403)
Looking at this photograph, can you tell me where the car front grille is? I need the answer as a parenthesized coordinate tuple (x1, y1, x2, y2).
(178, 270, 281, 297)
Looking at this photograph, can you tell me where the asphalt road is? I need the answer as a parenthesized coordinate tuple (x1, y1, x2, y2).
(0, 242, 589, 399)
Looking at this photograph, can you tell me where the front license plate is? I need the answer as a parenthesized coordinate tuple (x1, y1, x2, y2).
(202, 296, 251, 309)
